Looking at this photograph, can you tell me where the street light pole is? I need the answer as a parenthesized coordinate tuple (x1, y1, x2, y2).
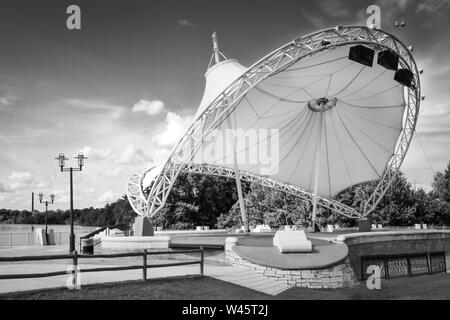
(38, 192, 55, 245)
(55, 152, 87, 253)
(69, 167, 74, 253)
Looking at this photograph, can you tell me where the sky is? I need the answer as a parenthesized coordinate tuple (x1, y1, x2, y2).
(0, 0, 449, 210)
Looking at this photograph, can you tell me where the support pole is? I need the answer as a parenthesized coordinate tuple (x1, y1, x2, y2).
(311, 106, 325, 232)
(69, 167, 75, 253)
(226, 117, 248, 233)
(212, 32, 220, 64)
(45, 202, 48, 245)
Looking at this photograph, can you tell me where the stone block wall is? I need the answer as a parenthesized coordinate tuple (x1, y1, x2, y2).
(225, 247, 358, 289)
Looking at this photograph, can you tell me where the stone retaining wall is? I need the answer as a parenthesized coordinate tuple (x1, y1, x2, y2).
(336, 230, 450, 280)
(225, 246, 358, 289)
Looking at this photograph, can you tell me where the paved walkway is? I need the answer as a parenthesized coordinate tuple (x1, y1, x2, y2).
(208, 265, 291, 295)
(0, 246, 291, 296)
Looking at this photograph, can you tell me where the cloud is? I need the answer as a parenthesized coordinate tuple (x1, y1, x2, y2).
(7, 171, 51, 191)
(79, 146, 113, 161)
(0, 182, 11, 193)
(416, 0, 450, 13)
(178, 19, 194, 27)
(96, 190, 116, 203)
(116, 144, 152, 164)
(132, 99, 165, 116)
(64, 99, 126, 119)
(8, 171, 34, 190)
(0, 95, 19, 106)
(98, 167, 125, 177)
(85, 187, 96, 193)
(318, 0, 352, 18)
(152, 112, 194, 148)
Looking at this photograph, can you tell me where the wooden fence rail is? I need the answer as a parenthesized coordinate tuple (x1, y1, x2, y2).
(0, 247, 204, 281)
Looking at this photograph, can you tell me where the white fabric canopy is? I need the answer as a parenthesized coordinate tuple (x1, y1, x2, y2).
(192, 44, 405, 198)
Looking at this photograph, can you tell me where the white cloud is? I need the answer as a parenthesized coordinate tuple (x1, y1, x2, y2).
(0, 182, 11, 193)
(79, 146, 113, 161)
(64, 99, 126, 119)
(132, 99, 165, 116)
(0, 95, 19, 106)
(9, 171, 33, 183)
(416, 0, 450, 13)
(178, 19, 194, 27)
(152, 112, 193, 148)
(98, 167, 125, 177)
(8, 171, 34, 190)
(96, 190, 116, 203)
(6, 171, 51, 191)
(116, 144, 151, 164)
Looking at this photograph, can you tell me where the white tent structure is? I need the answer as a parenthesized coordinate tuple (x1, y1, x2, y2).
(127, 26, 421, 226)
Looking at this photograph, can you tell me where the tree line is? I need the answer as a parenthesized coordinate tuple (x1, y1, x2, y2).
(0, 196, 136, 227)
(1, 161, 449, 229)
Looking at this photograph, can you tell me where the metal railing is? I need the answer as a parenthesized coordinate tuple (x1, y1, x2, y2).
(361, 251, 446, 280)
(0, 232, 87, 247)
(0, 247, 204, 281)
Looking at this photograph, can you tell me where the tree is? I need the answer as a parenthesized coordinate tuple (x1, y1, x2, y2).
(152, 173, 239, 229)
(333, 171, 417, 226)
(217, 183, 310, 229)
(432, 161, 450, 202)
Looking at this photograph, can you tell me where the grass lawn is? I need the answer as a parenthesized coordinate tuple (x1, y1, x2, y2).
(1, 273, 449, 300)
(0, 276, 269, 300)
(276, 273, 450, 300)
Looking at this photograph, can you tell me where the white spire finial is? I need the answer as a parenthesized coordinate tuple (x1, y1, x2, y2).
(212, 31, 220, 64)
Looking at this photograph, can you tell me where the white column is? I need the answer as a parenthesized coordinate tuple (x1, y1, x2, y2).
(227, 117, 248, 232)
(311, 107, 325, 231)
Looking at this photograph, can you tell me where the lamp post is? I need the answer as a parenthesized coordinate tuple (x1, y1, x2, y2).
(55, 152, 87, 253)
(38, 192, 55, 244)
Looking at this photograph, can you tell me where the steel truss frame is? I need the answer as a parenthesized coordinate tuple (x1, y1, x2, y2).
(127, 26, 420, 220)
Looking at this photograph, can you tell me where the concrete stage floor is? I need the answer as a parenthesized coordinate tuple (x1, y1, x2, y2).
(170, 232, 348, 270)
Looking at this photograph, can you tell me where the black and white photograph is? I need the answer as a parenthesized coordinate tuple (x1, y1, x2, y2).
(0, 0, 450, 309)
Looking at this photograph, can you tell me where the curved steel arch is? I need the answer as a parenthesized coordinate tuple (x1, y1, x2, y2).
(128, 26, 420, 219)
(127, 163, 361, 219)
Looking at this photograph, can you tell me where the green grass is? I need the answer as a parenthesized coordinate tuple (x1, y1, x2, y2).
(276, 273, 450, 300)
(1, 273, 449, 300)
(0, 276, 268, 300)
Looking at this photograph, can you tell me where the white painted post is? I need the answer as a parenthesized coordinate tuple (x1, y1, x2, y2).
(9, 233, 12, 247)
(227, 117, 248, 233)
(312, 106, 325, 231)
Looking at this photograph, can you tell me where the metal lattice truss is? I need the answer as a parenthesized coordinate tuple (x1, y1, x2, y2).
(127, 163, 361, 219)
(127, 26, 420, 220)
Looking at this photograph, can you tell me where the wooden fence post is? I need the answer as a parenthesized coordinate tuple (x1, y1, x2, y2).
(200, 246, 204, 276)
(73, 250, 78, 286)
(143, 249, 147, 281)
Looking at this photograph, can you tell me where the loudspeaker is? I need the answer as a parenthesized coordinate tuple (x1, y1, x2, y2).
(394, 69, 413, 87)
(348, 45, 374, 67)
(377, 49, 399, 71)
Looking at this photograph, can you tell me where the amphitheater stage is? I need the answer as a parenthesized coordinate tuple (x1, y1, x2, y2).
(169, 232, 348, 270)
(232, 234, 348, 270)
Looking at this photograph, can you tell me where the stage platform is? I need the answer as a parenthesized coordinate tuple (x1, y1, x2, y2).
(169, 231, 339, 249)
(233, 234, 348, 270)
(170, 232, 348, 270)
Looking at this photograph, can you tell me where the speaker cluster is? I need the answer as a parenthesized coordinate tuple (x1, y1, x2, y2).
(348, 44, 414, 88)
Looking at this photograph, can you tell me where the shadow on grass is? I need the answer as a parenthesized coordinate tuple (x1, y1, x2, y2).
(1, 273, 449, 300)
